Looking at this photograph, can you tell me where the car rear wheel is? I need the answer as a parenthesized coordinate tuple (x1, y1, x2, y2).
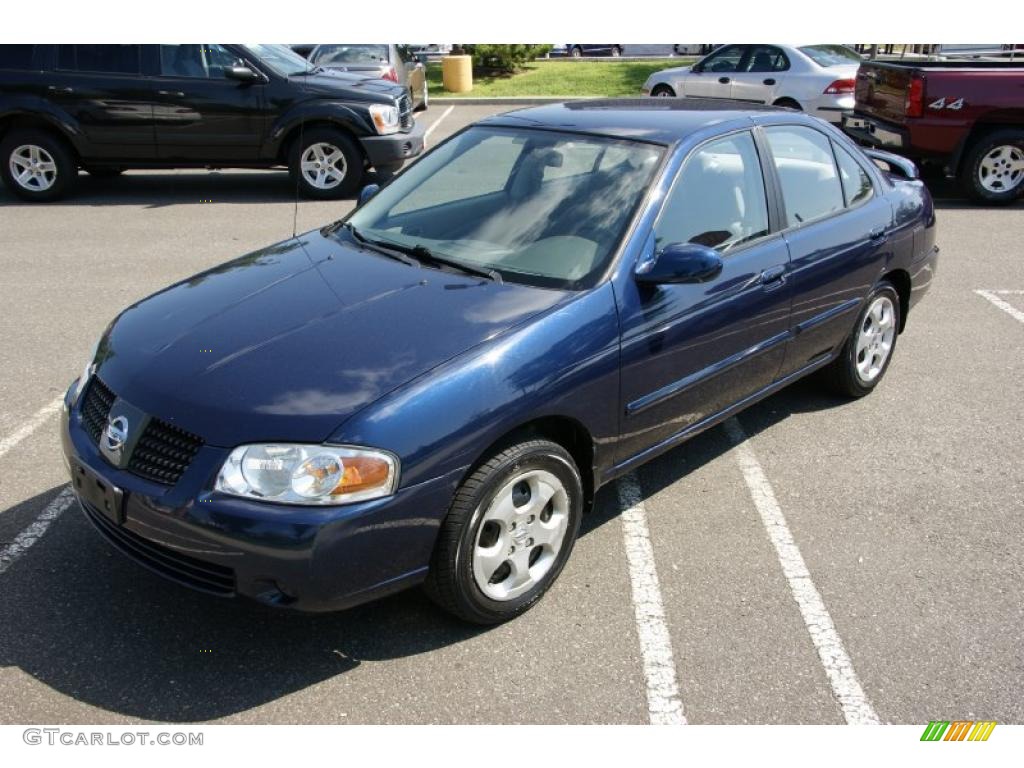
(773, 97, 802, 111)
(570, 46, 583, 58)
(0, 129, 76, 202)
(823, 281, 901, 398)
(288, 127, 363, 200)
(424, 438, 584, 624)
(651, 84, 676, 98)
(611, 46, 623, 57)
(959, 129, 1024, 205)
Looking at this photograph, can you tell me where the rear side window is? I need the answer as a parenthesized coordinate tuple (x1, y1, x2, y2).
(744, 45, 789, 73)
(58, 45, 141, 75)
(655, 131, 770, 252)
(765, 126, 844, 227)
(833, 142, 874, 207)
(159, 45, 239, 78)
(0, 45, 36, 70)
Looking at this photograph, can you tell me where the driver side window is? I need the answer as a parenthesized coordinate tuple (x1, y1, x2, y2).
(701, 45, 745, 73)
(654, 131, 770, 252)
(159, 44, 238, 79)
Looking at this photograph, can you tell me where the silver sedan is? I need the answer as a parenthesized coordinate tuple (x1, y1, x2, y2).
(642, 44, 863, 124)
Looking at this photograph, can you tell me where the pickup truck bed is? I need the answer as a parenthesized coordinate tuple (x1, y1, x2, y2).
(842, 59, 1024, 203)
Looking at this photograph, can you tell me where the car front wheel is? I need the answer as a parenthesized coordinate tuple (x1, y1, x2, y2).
(823, 281, 901, 398)
(0, 129, 76, 202)
(288, 128, 363, 199)
(424, 438, 584, 624)
(651, 84, 676, 97)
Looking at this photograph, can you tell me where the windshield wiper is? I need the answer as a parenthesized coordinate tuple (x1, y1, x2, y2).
(334, 223, 421, 268)
(403, 243, 503, 284)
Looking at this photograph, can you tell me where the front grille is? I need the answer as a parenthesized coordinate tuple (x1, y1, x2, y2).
(127, 417, 203, 485)
(81, 377, 116, 444)
(82, 499, 236, 596)
(398, 94, 413, 129)
(79, 376, 203, 486)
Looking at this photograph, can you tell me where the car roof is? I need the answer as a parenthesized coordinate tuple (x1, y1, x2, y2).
(480, 98, 791, 145)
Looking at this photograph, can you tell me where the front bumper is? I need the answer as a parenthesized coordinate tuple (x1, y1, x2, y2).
(361, 118, 426, 171)
(61, 383, 460, 612)
(841, 112, 908, 150)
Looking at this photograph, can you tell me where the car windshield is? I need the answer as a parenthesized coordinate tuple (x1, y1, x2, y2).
(313, 44, 390, 65)
(799, 44, 862, 67)
(345, 126, 664, 290)
(244, 43, 312, 76)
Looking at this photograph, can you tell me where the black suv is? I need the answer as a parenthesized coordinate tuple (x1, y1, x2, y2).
(0, 44, 425, 201)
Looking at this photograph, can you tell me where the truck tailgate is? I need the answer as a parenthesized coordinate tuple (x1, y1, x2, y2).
(855, 62, 914, 124)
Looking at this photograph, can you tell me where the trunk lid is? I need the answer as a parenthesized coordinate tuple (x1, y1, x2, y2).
(855, 62, 918, 124)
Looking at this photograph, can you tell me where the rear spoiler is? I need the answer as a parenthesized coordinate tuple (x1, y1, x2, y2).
(863, 148, 920, 181)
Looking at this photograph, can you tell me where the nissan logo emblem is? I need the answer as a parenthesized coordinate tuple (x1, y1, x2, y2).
(103, 415, 129, 457)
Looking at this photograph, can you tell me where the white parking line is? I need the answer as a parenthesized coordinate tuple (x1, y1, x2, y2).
(0, 395, 64, 461)
(423, 106, 455, 145)
(724, 418, 881, 725)
(0, 486, 74, 576)
(617, 472, 687, 725)
(975, 289, 1024, 324)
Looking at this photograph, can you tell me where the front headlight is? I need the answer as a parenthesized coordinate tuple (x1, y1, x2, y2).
(368, 103, 401, 135)
(215, 444, 399, 505)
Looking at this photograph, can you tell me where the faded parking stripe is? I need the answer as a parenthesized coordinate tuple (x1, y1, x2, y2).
(617, 472, 687, 725)
(0, 486, 75, 576)
(724, 418, 881, 725)
(0, 395, 64, 461)
(975, 289, 1024, 325)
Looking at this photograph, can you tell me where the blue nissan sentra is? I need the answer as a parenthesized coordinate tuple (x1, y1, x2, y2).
(61, 99, 937, 624)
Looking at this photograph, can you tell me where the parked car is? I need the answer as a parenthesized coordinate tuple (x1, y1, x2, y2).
(643, 43, 864, 124)
(62, 100, 937, 624)
(566, 44, 623, 57)
(309, 44, 428, 111)
(0, 44, 424, 201)
(841, 58, 1024, 203)
(673, 44, 717, 56)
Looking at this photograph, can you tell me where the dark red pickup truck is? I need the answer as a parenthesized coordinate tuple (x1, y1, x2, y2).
(842, 59, 1024, 204)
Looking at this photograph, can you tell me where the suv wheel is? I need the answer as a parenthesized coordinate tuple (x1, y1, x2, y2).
(417, 80, 429, 111)
(822, 281, 901, 398)
(959, 129, 1024, 205)
(288, 128, 363, 200)
(0, 130, 76, 202)
(424, 439, 584, 624)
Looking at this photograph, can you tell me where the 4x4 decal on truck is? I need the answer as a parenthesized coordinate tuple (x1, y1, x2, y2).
(928, 97, 965, 110)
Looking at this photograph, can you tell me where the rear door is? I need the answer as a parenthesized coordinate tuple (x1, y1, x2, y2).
(152, 44, 265, 161)
(760, 124, 893, 376)
(730, 44, 789, 104)
(615, 130, 793, 463)
(47, 44, 157, 159)
(684, 44, 746, 98)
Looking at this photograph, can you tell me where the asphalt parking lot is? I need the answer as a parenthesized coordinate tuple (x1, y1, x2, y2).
(0, 103, 1021, 725)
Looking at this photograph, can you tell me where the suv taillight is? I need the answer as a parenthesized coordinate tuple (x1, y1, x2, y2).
(905, 75, 925, 118)
(823, 78, 855, 95)
(382, 67, 398, 83)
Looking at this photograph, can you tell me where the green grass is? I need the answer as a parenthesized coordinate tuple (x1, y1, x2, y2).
(425, 58, 694, 98)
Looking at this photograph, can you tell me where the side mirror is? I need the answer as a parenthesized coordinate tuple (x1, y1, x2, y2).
(635, 242, 724, 285)
(691, 61, 704, 73)
(225, 64, 261, 82)
(358, 183, 380, 206)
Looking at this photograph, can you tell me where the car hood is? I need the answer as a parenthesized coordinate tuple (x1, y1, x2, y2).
(96, 231, 569, 447)
(290, 71, 405, 102)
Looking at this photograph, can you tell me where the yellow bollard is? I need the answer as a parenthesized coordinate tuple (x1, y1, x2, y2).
(441, 55, 473, 93)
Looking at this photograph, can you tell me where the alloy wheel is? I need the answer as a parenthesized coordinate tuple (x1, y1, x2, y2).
(855, 295, 896, 383)
(978, 144, 1024, 194)
(472, 469, 570, 601)
(300, 142, 348, 190)
(9, 144, 58, 191)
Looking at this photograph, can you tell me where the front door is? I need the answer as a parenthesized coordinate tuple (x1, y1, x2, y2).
(151, 44, 265, 162)
(683, 44, 746, 99)
(729, 44, 790, 104)
(615, 129, 793, 464)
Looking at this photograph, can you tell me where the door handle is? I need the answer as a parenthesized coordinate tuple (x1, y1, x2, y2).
(718, 76, 731, 84)
(760, 265, 787, 288)
(763, 78, 776, 85)
(158, 90, 185, 97)
(47, 86, 74, 94)
(869, 225, 888, 242)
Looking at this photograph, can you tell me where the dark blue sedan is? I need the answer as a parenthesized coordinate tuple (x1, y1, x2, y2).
(62, 99, 938, 624)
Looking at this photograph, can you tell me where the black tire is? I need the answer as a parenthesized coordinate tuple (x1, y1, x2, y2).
(84, 166, 124, 178)
(416, 80, 429, 111)
(570, 46, 583, 58)
(0, 129, 76, 202)
(424, 439, 584, 625)
(774, 98, 802, 111)
(287, 127, 363, 200)
(651, 84, 676, 98)
(822, 281, 901, 398)
(958, 128, 1024, 205)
